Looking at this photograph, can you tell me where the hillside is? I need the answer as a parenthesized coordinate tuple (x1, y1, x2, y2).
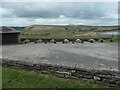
(24, 25, 65, 31)
(23, 25, 118, 32)
(20, 25, 118, 40)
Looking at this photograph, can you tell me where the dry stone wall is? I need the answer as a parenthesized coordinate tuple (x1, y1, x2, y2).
(1, 58, 120, 87)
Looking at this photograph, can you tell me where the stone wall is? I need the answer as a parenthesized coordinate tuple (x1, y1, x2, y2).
(21, 38, 111, 43)
(1, 58, 120, 87)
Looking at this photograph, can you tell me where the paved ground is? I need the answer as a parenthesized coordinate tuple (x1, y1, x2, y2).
(1, 42, 119, 70)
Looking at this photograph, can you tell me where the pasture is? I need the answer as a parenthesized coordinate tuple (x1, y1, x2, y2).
(20, 25, 119, 41)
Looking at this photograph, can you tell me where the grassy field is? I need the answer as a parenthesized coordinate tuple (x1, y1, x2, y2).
(20, 25, 119, 41)
(2, 67, 110, 88)
(0, 66, 2, 89)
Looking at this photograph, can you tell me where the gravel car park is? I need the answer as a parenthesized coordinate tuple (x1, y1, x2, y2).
(1, 42, 119, 71)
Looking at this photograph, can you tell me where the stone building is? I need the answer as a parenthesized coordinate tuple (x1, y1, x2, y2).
(0, 26, 20, 45)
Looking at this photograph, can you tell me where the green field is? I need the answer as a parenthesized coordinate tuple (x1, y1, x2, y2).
(2, 67, 110, 88)
(20, 25, 119, 41)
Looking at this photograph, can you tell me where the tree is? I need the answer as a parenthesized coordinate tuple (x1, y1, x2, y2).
(65, 27, 69, 32)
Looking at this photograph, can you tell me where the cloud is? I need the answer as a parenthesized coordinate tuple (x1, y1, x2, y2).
(59, 15, 66, 19)
(0, 7, 13, 17)
(2, 16, 117, 26)
(0, 2, 118, 26)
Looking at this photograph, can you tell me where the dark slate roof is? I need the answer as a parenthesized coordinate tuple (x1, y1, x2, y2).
(0, 26, 20, 34)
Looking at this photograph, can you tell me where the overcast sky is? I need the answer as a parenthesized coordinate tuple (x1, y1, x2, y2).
(0, 2, 118, 26)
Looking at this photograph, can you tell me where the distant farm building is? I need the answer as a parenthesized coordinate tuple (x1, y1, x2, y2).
(0, 26, 20, 45)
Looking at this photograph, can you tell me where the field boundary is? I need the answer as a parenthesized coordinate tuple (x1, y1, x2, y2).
(1, 58, 120, 87)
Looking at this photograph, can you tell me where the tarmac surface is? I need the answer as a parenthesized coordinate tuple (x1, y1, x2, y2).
(1, 42, 119, 70)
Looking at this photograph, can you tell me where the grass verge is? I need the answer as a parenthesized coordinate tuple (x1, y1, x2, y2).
(2, 67, 110, 88)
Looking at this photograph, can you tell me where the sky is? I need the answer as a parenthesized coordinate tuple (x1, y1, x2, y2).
(0, 2, 118, 26)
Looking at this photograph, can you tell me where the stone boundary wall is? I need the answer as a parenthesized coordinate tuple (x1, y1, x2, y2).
(1, 59, 120, 87)
(21, 38, 112, 43)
